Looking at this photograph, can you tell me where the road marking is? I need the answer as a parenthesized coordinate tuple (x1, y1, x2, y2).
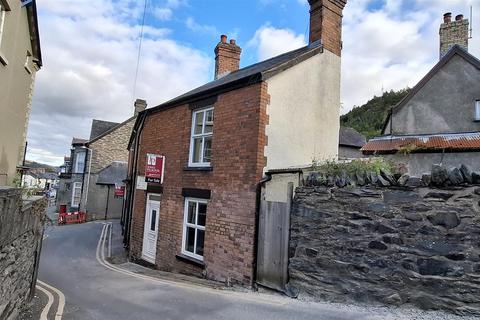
(96, 223, 287, 306)
(37, 280, 66, 320)
(36, 285, 54, 320)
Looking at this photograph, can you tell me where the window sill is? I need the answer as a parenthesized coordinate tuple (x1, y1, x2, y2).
(176, 253, 205, 267)
(184, 166, 213, 172)
(0, 51, 8, 66)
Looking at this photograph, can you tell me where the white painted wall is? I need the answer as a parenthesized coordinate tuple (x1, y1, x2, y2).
(264, 50, 341, 170)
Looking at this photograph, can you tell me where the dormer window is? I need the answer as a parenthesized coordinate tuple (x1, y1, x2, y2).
(476, 100, 480, 121)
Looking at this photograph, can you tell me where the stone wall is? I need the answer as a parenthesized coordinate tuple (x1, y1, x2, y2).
(288, 166, 480, 315)
(0, 188, 47, 320)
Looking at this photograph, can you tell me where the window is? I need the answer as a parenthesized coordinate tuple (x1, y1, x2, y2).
(182, 198, 207, 261)
(71, 182, 82, 208)
(475, 100, 480, 121)
(189, 107, 213, 167)
(74, 151, 86, 173)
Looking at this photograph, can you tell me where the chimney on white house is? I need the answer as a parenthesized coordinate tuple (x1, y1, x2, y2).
(134, 99, 147, 116)
(439, 12, 469, 59)
(214, 35, 242, 80)
(308, 0, 347, 56)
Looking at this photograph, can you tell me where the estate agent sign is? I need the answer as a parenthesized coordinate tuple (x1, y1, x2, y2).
(145, 154, 165, 184)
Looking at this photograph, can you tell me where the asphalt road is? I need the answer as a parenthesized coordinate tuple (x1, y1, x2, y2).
(37, 221, 460, 320)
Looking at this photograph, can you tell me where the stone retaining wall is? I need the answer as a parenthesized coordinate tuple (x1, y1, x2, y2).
(0, 188, 46, 320)
(288, 166, 480, 315)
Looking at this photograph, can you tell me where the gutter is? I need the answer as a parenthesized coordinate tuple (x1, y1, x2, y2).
(252, 172, 272, 287)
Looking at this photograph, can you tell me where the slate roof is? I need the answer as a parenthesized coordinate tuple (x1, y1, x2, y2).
(89, 119, 119, 140)
(146, 41, 323, 115)
(97, 162, 128, 185)
(129, 41, 324, 148)
(339, 127, 366, 148)
(72, 137, 88, 146)
(362, 132, 480, 154)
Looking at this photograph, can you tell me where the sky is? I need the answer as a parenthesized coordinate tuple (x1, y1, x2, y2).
(28, 0, 480, 165)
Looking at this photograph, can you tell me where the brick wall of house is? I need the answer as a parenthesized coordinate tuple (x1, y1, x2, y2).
(89, 118, 135, 173)
(129, 82, 269, 285)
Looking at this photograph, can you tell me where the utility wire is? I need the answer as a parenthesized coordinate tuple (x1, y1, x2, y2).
(132, 0, 148, 101)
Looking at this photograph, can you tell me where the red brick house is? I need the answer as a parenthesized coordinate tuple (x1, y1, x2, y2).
(123, 0, 347, 286)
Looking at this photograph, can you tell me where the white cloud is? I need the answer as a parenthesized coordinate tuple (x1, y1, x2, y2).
(153, 8, 173, 21)
(29, 0, 211, 166)
(248, 25, 306, 61)
(185, 17, 218, 35)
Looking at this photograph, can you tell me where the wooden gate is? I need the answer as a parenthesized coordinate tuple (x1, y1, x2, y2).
(256, 182, 293, 291)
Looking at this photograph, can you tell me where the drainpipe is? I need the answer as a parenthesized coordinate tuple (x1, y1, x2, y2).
(124, 113, 146, 249)
(252, 172, 272, 288)
(78, 146, 93, 213)
(105, 185, 110, 220)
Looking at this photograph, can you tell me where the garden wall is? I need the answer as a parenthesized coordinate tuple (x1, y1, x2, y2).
(0, 187, 46, 320)
(288, 165, 480, 315)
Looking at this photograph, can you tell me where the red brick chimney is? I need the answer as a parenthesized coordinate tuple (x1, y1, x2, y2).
(214, 35, 242, 80)
(308, 0, 347, 56)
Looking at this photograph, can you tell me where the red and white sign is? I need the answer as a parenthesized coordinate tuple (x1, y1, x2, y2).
(145, 154, 165, 184)
(114, 184, 125, 197)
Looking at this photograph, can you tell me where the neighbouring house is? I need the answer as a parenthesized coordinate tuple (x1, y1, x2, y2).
(79, 100, 144, 220)
(22, 171, 57, 189)
(56, 138, 88, 212)
(338, 127, 366, 159)
(123, 0, 346, 286)
(0, 0, 42, 185)
(362, 12, 480, 176)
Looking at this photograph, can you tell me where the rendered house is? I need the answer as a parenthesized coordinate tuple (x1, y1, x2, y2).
(362, 13, 480, 175)
(57, 138, 88, 212)
(123, 0, 346, 286)
(0, 0, 41, 185)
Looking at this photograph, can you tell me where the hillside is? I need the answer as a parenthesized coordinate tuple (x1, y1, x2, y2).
(340, 88, 411, 140)
(25, 160, 60, 173)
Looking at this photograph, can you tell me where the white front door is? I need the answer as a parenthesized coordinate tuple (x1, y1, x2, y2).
(142, 194, 161, 264)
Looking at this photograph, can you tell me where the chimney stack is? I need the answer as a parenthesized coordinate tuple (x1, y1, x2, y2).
(308, 0, 347, 56)
(214, 35, 242, 80)
(439, 12, 469, 59)
(134, 99, 147, 116)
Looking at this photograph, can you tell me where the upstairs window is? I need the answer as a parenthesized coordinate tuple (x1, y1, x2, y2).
(189, 107, 214, 167)
(476, 100, 480, 121)
(74, 151, 86, 173)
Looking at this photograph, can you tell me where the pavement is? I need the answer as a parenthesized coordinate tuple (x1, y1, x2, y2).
(24, 220, 479, 320)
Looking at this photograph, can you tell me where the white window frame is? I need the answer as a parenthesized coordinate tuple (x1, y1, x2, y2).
(182, 198, 207, 261)
(71, 182, 82, 208)
(188, 107, 214, 167)
(475, 100, 480, 121)
(74, 151, 86, 173)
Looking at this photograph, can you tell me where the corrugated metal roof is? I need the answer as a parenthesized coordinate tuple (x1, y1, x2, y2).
(362, 132, 480, 153)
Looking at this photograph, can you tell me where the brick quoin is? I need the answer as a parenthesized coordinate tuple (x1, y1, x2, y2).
(129, 82, 269, 285)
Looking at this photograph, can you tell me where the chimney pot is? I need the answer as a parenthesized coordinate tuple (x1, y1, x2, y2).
(444, 12, 452, 23)
(214, 34, 242, 80)
(134, 99, 147, 116)
(439, 12, 469, 59)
